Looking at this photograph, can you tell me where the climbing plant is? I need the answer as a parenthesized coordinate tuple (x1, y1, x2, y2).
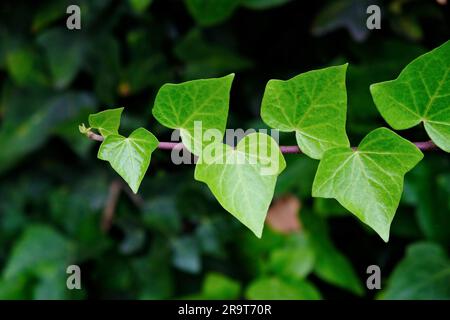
(81, 40, 449, 242)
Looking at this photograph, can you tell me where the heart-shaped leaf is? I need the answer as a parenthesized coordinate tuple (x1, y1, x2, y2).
(312, 127, 423, 242)
(261, 64, 350, 159)
(194, 133, 286, 237)
(89, 107, 124, 137)
(98, 128, 159, 193)
(152, 74, 234, 155)
(370, 40, 450, 152)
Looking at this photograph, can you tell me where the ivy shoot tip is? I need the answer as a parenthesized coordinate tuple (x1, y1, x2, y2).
(79, 123, 89, 135)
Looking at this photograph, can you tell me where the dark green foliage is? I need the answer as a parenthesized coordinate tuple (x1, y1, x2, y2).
(0, 0, 448, 300)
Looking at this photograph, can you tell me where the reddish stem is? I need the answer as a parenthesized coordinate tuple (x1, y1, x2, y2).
(86, 132, 438, 154)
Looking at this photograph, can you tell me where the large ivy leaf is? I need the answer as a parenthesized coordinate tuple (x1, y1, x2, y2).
(37, 28, 86, 89)
(89, 107, 124, 137)
(184, 0, 240, 26)
(152, 74, 234, 155)
(370, 40, 450, 152)
(382, 242, 450, 299)
(312, 128, 423, 242)
(406, 160, 450, 245)
(3, 225, 73, 280)
(195, 133, 286, 237)
(261, 64, 350, 159)
(98, 128, 159, 193)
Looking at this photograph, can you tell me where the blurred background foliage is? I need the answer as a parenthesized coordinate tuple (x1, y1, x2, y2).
(0, 0, 449, 299)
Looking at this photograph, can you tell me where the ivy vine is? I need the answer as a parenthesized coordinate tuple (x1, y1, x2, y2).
(80, 40, 449, 242)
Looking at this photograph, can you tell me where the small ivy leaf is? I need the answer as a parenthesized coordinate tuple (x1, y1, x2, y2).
(312, 128, 423, 242)
(152, 74, 234, 156)
(370, 40, 450, 152)
(201, 273, 241, 299)
(128, 0, 153, 13)
(184, 0, 240, 26)
(89, 107, 124, 137)
(194, 133, 286, 237)
(261, 64, 350, 160)
(98, 128, 159, 194)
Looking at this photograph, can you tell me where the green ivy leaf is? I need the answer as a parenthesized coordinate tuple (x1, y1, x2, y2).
(184, 0, 240, 26)
(152, 74, 234, 155)
(195, 133, 286, 237)
(171, 236, 201, 274)
(407, 161, 450, 245)
(370, 40, 450, 152)
(242, 0, 292, 10)
(98, 128, 159, 193)
(89, 107, 124, 137)
(261, 64, 350, 159)
(269, 235, 315, 280)
(302, 210, 364, 295)
(0, 276, 28, 299)
(128, 0, 153, 13)
(382, 242, 450, 299)
(312, 128, 423, 242)
(37, 29, 86, 89)
(3, 225, 73, 280)
(202, 272, 241, 299)
(6, 47, 48, 86)
(245, 277, 321, 300)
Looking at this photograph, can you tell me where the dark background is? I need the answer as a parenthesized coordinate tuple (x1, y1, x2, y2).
(0, 0, 449, 299)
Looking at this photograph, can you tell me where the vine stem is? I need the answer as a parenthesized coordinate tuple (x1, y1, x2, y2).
(85, 131, 438, 153)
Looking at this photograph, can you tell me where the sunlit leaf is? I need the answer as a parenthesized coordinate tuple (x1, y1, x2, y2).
(153, 74, 234, 155)
(98, 128, 159, 193)
(312, 128, 423, 241)
(261, 64, 350, 159)
(370, 40, 450, 152)
(89, 107, 124, 137)
(195, 133, 286, 237)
